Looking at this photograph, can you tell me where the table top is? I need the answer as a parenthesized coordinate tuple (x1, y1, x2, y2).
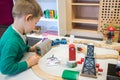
(37, 44, 118, 80)
(0, 35, 119, 80)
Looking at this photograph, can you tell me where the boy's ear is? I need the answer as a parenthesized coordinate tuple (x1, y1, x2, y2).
(25, 14, 33, 21)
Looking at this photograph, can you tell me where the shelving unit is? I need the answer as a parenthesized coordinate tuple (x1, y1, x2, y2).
(66, 0, 103, 39)
(36, 0, 66, 36)
(66, 0, 120, 41)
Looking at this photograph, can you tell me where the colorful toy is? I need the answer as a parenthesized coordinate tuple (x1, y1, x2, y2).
(106, 26, 115, 44)
(77, 47, 83, 52)
(98, 68, 103, 72)
(35, 39, 52, 56)
(44, 9, 50, 18)
(51, 38, 67, 46)
(66, 44, 77, 68)
(81, 58, 84, 62)
(60, 38, 67, 44)
(67, 61, 77, 68)
(77, 61, 82, 64)
(69, 44, 76, 61)
(62, 70, 79, 80)
(49, 10, 55, 18)
(96, 63, 100, 68)
(46, 55, 60, 66)
(51, 39, 60, 46)
(44, 9, 55, 19)
(81, 43, 97, 78)
(77, 57, 84, 65)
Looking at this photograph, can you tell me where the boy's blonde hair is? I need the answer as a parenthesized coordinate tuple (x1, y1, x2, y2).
(12, 0, 43, 19)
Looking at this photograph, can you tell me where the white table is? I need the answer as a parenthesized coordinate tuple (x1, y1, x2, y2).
(0, 35, 119, 80)
(38, 44, 118, 80)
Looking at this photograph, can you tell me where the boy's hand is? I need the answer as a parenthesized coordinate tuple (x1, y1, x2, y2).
(29, 40, 42, 52)
(26, 54, 40, 68)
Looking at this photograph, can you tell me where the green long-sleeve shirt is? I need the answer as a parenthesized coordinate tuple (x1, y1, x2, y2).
(0, 25, 30, 75)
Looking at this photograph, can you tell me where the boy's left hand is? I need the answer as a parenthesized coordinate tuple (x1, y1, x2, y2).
(29, 40, 42, 52)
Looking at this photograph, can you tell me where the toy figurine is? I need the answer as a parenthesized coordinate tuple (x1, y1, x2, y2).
(69, 44, 76, 61)
(106, 26, 115, 44)
(46, 55, 60, 66)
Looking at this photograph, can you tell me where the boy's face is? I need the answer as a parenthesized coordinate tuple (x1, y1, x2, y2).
(25, 17, 40, 33)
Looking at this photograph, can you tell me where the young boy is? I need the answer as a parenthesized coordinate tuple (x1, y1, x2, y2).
(0, 0, 43, 75)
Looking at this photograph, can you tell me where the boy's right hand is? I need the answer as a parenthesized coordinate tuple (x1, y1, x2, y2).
(26, 54, 40, 68)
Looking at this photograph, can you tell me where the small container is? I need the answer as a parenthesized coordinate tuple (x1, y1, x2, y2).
(44, 9, 50, 18)
(49, 10, 55, 18)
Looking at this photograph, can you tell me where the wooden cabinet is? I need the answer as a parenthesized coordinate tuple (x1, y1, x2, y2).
(66, 0, 120, 41)
(66, 0, 102, 39)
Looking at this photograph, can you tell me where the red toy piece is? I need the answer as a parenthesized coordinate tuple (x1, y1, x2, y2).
(77, 47, 83, 52)
(69, 44, 76, 61)
(98, 68, 103, 72)
(77, 61, 82, 64)
(81, 58, 84, 62)
(96, 63, 100, 68)
(118, 71, 120, 76)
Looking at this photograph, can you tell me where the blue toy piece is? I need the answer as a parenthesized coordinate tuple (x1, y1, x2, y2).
(51, 39, 60, 46)
(51, 38, 67, 46)
(61, 38, 67, 44)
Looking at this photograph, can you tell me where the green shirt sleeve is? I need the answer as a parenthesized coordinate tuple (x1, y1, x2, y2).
(0, 41, 28, 75)
(26, 45, 30, 52)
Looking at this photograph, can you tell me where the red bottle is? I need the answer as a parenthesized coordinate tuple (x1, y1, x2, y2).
(69, 44, 76, 61)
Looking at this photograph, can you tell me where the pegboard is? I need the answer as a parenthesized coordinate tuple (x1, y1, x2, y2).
(98, 0, 120, 42)
(99, 0, 120, 29)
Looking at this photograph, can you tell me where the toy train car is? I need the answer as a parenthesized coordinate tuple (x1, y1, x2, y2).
(51, 38, 67, 46)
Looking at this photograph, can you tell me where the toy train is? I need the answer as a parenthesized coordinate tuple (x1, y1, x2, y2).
(51, 38, 67, 46)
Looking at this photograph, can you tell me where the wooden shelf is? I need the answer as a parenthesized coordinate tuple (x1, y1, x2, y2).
(66, 0, 102, 39)
(72, 3, 99, 6)
(72, 23, 98, 31)
(72, 19, 98, 24)
(67, 29, 103, 39)
(40, 17, 58, 22)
